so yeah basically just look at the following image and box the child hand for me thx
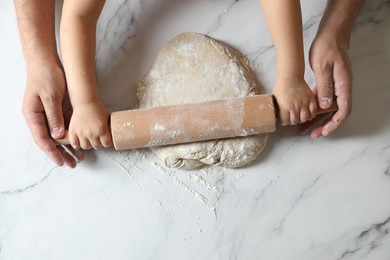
[273,77,317,126]
[69,101,112,150]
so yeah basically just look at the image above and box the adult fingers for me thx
[322,59,353,136]
[23,110,65,166]
[309,116,333,138]
[67,146,85,161]
[57,145,78,168]
[321,97,351,137]
[321,112,344,136]
[299,113,330,136]
[58,145,85,168]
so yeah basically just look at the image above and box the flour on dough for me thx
[137,32,268,170]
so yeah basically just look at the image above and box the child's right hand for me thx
[273,77,318,126]
[68,101,112,150]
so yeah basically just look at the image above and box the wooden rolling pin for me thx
[56,94,337,150]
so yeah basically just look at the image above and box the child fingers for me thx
[79,138,92,150]
[298,101,318,124]
[69,134,80,150]
[300,109,310,123]
[309,101,318,120]
[279,110,290,126]
[290,110,299,125]
[88,133,112,150]
[100,133,113,148]
[89,138,103,150]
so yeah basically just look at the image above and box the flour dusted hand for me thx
[138,32,268,170]
[273,77,317,126]
[69,101,112,150]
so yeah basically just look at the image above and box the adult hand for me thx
[22,61,84,167]
[304,32,353,138]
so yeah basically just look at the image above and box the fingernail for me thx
[51,127,64,138]
[311,133,319,139]
[50,154,64,166]
[320,98,331,107]
[69,161,77,169]
[322,125,329,136]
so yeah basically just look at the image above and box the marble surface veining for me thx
[1,0,390,259]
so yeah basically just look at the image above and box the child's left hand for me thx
[68,101,112,150]
[273,77,318,126]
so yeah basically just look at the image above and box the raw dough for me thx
[137,32,268,170]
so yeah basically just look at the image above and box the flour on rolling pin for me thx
[111,95,274,150]
[147,97,247,146]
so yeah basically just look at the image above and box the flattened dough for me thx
[137,32,268,170]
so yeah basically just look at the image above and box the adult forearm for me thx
[260,0,305,79]
[318,0,365,45]
[13,0,59,68]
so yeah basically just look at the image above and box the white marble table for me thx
[1,0,389,259]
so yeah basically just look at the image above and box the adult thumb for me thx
[314,68,334,109]
[44,99,65,139]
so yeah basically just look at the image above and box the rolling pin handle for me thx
[54,131,71,146]
[316,101,339,115]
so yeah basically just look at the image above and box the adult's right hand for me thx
[22,61,84,167]
[305,32,353,138]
